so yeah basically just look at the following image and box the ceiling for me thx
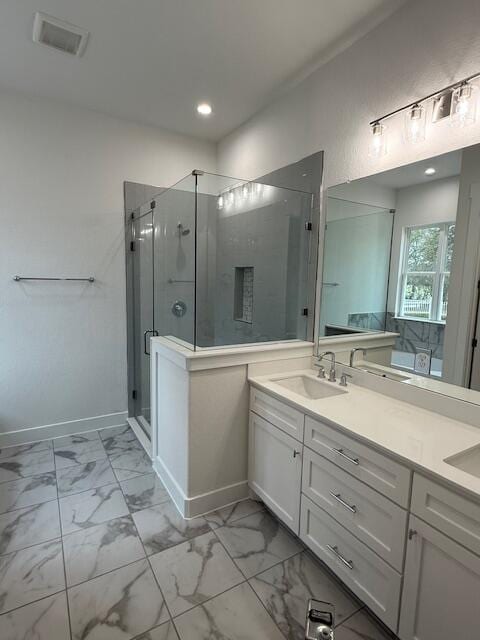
[368,150,463,189]
[0,0,403,141]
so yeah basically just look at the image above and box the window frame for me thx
[398,221,455,323]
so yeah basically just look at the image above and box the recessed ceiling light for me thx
[197,103,212,116]
[424,167,436,175]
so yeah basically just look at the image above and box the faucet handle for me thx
[339,373,352,387]
[328,366,336,383]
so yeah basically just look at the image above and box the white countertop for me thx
[249,369,480,502]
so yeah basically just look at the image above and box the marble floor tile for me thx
[53,431,100,449]
[250,551,362,639]
[174,582,284,640]
[54,440,107,470]
[68,558,169,640]
[59,482,129,535]
[100,425,139,452]
[63,514,145,586]
[56,458,116,497]
[0,501,61,555]
[99,424,136,441]
[204,498,265,529]
[120,473,170,512]
[135,621,179,640]
[150,530,243,617]
[132,501,211,555]
[0,472,57,514]
[109,448,153,482]
[0,449,55,484]
[214,510,303,578]
[0,539,65,614]
[0,591,70,640]
[0,440,52,459]
[335,609,395,640]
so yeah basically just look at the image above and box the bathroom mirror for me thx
[319,143,480,405]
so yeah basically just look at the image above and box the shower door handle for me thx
[143,329,158,356]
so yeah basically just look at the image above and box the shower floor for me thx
[0,425,395,640]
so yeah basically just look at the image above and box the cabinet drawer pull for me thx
[293,449,301,458]
[408,529,418,540]
[329,491,357,514]
[326,544,354,570]
[332,447,359,466]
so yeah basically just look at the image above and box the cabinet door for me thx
[248,411,302,534]
[399,515,480,640]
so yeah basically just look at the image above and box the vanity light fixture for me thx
[217,195,224,210]
[405,103,426,143]
[451,82,476,128]
[369,71,480,156]
[369,122,387,158]
[197,102,212,116]
[424,167,436,175]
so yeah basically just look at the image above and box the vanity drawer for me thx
[411,473,480,556]
[300,494,401,632]
[302,448,407,570]
[304,416,411,507]
[250,387,304,442]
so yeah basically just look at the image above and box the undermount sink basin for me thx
[273,375,347,400]
[444,445,480,479]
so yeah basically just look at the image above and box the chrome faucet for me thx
[318,351,336,382]
[349,347,367,368]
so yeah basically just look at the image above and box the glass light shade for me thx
[369,122,387,158]
[405,104,426,143]
[451,83,476,128]
[217,195,224,210]
[242,184,249,199]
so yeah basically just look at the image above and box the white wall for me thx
[387,176,460,311]
[0,89,216,436]
[218,0,480,189]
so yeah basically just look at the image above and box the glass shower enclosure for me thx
[319,196,394,337]
[125,170,315,439]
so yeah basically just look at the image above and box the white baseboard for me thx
[0,411,128,448]
[184,480,250,519]
[152,455,187,516]
[153,454,249,519]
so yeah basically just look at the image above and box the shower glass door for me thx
[131,207,155,436]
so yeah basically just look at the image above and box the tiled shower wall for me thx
[386,313,445,358]
[347,311,445,358]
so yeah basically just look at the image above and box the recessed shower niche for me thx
[234,266,254,323]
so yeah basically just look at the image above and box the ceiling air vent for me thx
[32,12,89,57]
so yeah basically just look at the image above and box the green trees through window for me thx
[399,222,455,321]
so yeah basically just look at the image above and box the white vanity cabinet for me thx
[248,409,303,533]
[399,473,480,640]
[399,514,480,640]
[248,385,480,638]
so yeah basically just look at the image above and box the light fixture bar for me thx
[369,70,480,125]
